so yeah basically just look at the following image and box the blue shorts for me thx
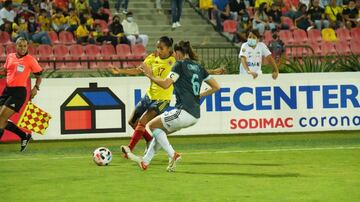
[130,94,170,125]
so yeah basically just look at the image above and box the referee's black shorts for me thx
[0,87,27,112]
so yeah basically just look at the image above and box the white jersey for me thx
[239,42,272,75]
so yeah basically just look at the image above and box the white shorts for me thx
[160,108,199,133]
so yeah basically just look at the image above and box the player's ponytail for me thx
[174,40,198,61]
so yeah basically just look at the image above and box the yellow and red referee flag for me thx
[17,101,52,135]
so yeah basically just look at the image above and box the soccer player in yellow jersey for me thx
[113,36,176,156]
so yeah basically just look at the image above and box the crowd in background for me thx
[203,0,360,42]
[0,0,148,47]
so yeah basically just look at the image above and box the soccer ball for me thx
[93,147,112,166]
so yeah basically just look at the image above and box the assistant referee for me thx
[0,37,43,151]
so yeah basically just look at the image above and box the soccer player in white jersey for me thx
[239,30,279,79]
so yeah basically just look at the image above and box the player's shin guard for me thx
[5,121,26,139]
[153,128,175,159]
[142,130,153,142]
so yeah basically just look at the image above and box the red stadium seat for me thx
[129,44,146,67]
[278,30,294,45]
[334,41,351,55]
[223,20,237,33]
[350,27,360,40]
[350,41,360,54]
[59,31,75,45]
[246,7,254,19]
[53,45,69,69]
[0,31,12,45]
[292,29,308,44]
[5,44,16,54]
[68,44,84,69]
[99,44,116,68]
[37,44,53,69]
[282,17,295,30]
[320,41,336,56]
[48,31,59,44]
[85,44,101,68]
[336,28,351,42]
[309,42,321,56]
[307,29,322,43]
[116,44,131,68]
[27,43,37,55]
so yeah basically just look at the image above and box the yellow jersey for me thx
[144,53,176,101]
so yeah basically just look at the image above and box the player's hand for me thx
[272,71,279,80]
[30,88,38,99]
[248,71,258,79]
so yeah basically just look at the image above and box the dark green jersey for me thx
[169,59,210,118]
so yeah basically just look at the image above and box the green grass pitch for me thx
[1,131,360,202]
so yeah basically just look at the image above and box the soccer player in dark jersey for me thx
[123,40,220,171]
[0,37,42,151]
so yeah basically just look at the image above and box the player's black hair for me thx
[159,36,173,48]
[174,40,198,61]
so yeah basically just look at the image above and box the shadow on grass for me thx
[176,171,301,178]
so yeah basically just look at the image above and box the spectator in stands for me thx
[75,0,91,15]
[54,0,70,12]
[75,16,95,44]
[171,0,183,28]
[254,0,272,8]
[83,12,95,31]
[17,1,36,20]
[356,0,360,10]
[0,1,16,31]
[156,0,162,14]
[66,8,80,33]
[92,23,118,46]
[12,16,30,41]
[89,0,109,22]
[122,12,148,47]
[320,0,331,8]
[115,0,129,14]
[267,2,289,30]
[51,9,69,33]
[28,14,52,45]
[40,0,52,13]
[234,12,252,43]
[37,9,50,31]
[308,0,330,29]
[109,15,130,45]
[284,0,300,20]
[213,0,231,31]
[325,0,344,29]
[343,0,360,29]
[253,2,275,35]
[229,0,247,20]
[295,4,314,31]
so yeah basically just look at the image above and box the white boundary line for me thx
[0,146,360,161]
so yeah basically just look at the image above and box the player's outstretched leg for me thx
[122,146,148,170]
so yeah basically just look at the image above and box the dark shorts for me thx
[130,94,170,124]
[0,87,27,112]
